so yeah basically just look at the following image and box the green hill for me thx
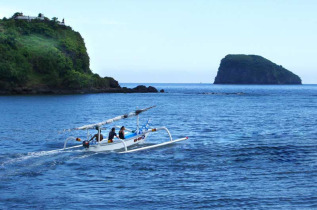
[0,13,120,93]
[214,54,302,84]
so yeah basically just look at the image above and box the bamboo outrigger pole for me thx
[63,106,156,132]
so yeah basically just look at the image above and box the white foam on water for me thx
[0,148,82,167]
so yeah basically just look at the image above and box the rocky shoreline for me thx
[0,85,164,95]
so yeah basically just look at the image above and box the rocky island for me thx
[214,54,302,84]
[0,13,158,94]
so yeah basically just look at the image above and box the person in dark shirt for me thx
[108,127,118,143]
[119,126,125,139]
[89,130,103,142]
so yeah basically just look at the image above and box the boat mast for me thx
[136,115,139,133]
[97,126,101,144]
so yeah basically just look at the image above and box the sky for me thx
[1,0,317,83]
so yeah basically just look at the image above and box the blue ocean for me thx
[0,84,316,209]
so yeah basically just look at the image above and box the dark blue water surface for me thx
[0,84,317,209]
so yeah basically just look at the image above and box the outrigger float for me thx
[63,106,188,153]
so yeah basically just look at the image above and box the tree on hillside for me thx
[11,12,23,19]
[52,17,58,22]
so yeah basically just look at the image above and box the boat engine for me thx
[83,140,89,148]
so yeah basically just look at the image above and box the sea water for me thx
[0,84,316,209]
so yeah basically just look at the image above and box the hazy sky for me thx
[1,0,317,83]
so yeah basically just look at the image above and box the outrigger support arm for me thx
[64,137,76,149]
[144,127,173,141]
[118,139,128,152]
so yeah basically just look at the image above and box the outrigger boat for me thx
[63,106,188,153]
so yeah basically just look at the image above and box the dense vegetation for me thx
[0,13,119,92]
[214,54,302,84]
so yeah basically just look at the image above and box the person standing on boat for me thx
[108,127,119,143]
[89,130,104,142]
[119,126,125,139]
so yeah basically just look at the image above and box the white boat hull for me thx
[87,133,148,152]
[59,107,189,153]
[63,125,188,153]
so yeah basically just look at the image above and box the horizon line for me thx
[119,82,316,85]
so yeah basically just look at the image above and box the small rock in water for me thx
[132,85,158,93]
[147,86,158,92]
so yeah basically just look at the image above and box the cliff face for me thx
[0,13,120,93]
[214,55,302,84]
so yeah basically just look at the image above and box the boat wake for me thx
[0,148,91,178]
